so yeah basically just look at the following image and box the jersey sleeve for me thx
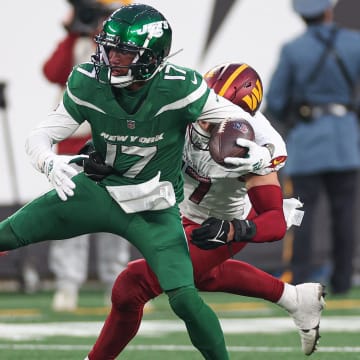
[62,65,90,125]
[157,64,210,123]
[197,89,249,123]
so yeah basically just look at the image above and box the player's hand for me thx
[83,151,114,181]
[224,139,272,173]
[42,154,88,201]
[191,217,230,250]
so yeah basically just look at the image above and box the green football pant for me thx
[168,286,229,359]
[0,173,229,358]
[0,173,192,291]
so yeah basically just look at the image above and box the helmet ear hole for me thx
[92,3,172,87]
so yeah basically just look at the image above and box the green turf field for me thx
[0,286,359,359]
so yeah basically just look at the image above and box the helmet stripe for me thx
[218,63,249,97]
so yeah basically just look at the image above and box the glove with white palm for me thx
[41,154,88,201]
[224,139,273,174]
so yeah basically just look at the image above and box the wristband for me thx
[231,219,256,242]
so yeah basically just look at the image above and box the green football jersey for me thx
[63,62,210,202]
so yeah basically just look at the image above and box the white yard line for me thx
[0,344,359,353]
[0,316,359,340]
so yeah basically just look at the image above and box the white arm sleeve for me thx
[25,102,81,172]
[197,89,251,123]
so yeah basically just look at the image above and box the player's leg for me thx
[87,214,269,359]
[125,207,229,360]
[0,174,116,250]
[196,259,283,300]
[196,259,325,355]
[88,259,162,359]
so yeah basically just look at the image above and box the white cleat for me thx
[289,283,326,356]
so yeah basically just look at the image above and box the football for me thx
[209,118,255,167]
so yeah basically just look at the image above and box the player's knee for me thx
[167,286,202,321]
[111,259,159,310]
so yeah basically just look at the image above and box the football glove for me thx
[191,217,230,250]
[224,139,273,173]
[83,151,114,181]
[41,154,88,201]
[191,217,257,250]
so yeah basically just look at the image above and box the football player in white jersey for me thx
[85,63,325,360]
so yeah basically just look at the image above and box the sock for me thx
[276,282,298,313]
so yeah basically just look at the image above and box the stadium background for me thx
[0,0,359,285]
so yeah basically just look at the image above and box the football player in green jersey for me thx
[0,4,282,359]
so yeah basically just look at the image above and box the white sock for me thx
[276,283,298,313]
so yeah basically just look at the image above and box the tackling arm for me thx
[244,172,286,242]
[191,172,286,249]
[199,92,287,174]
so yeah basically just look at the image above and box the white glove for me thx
[224,138,272,173]
[41,154,88,201]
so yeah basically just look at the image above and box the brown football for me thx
[209,118,255,167]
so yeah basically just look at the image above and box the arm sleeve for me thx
[25,101,80,172]
[246,184,287,242]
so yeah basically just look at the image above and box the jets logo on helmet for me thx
[92,4,172,88]
[136,21,170,37]
[204,63,263,115]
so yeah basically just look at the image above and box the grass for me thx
[0,286,359,359]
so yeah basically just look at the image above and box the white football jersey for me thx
[179,113,287,224]
[180,129,250,224]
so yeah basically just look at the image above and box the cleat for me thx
[289,283,326,355]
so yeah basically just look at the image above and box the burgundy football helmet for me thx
[204,62,263,115]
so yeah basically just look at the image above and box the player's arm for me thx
[199,91,287,174]
[223,111,287,174]
[191,172,287,250]
[25,102,87,201]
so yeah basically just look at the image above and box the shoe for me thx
[52,289,78,312]
[289,283,326,356]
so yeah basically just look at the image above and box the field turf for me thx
[0,286,359,359]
